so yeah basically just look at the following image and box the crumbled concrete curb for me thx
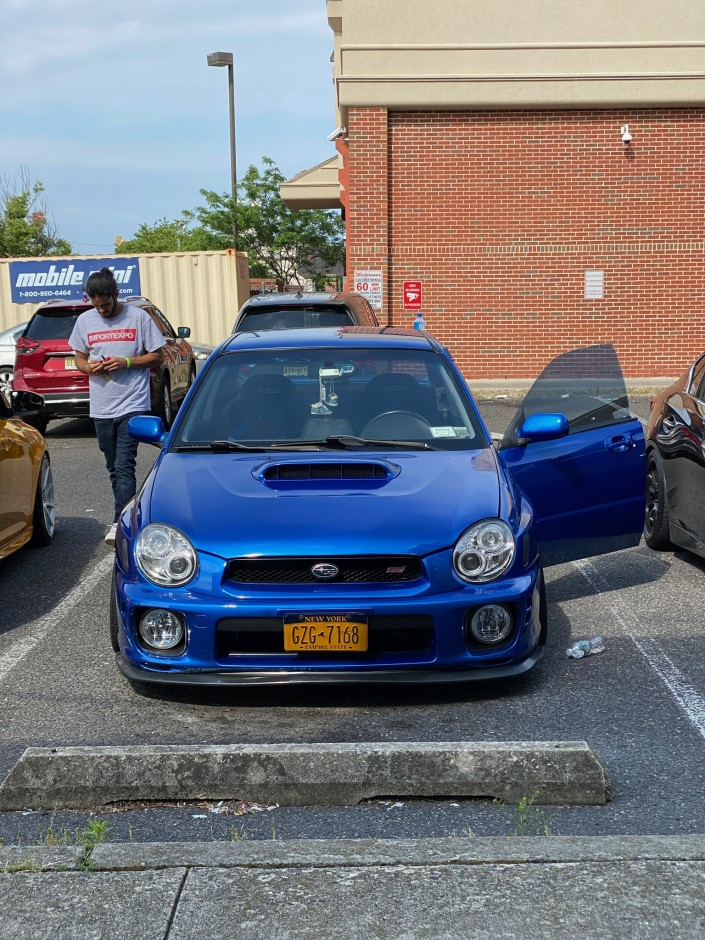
[90,834,705,872]
[0,741,610,811]
[3,835,704,875]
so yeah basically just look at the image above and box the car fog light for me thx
[469,604,513,644]
[139,609,185,650]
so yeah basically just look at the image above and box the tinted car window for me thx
[174,346,483,450]
[148,307,176,339]
[237,307,355,331]
[26,310,80,340]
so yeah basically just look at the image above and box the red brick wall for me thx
[345,107,705,379]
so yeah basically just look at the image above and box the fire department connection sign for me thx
[403,280,423,310]
[354,269,382,309]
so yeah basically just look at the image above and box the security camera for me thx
[327,126,346,141]
[621,124,632,144]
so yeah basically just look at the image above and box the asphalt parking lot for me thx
[2,396,705,846]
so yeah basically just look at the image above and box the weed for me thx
[270,822,277,841]
[36,826,75,847]
[230,825,250,841]
[3,859,43,874]
[79,819,111,849]
[493,791,555,837]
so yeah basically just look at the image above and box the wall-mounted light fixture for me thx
[620,124,632,145]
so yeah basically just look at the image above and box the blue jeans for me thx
[94,412,142,523]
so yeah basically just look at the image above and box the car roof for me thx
[33,294,151,315]
[240,292,359,309]
[219,325,441,354]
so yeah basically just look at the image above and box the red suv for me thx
[13,296,196,433]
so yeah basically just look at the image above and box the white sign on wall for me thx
[584,270,605,300]
[354,269,383,309]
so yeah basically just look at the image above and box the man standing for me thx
[69,267,166,545]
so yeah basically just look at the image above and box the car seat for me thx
[231,374,303,440]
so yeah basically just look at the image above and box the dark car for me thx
[232,291,379,333]
[645,355,705,557]
[13,296,196,433]
[110,332,645,688]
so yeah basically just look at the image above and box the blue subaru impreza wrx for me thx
[111,327,644,686]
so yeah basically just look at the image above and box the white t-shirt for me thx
[69,304,167,419]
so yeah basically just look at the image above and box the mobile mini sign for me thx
[9,257,141,304]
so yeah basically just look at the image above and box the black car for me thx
[13,295,196,432]
[645,356,705,557]
[232,291,379,333]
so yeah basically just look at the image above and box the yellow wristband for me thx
[125,357,131,369]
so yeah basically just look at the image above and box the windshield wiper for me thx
[174,436,435,453]
[174,441,274,452]
[317,434,433,451]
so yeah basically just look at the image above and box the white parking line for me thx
[573,558,705,741]
[0,555,113,684]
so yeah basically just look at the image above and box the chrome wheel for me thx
[0,366,12,398]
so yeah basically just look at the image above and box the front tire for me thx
[30,454,56,546]
[644,449,673,550]
[157,374,173,429]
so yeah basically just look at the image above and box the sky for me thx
[1,0,336,254]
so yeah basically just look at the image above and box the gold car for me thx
[0,390,55,560]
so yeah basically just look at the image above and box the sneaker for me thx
[104,523,118,546]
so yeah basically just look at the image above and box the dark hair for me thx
[84,267,118,298]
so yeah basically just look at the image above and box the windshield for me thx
[173,346,485,451]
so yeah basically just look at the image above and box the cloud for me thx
[0,1,337,250]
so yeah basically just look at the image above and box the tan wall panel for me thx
[0,250,249,347]
[341,0,705,45]
[335,0,705,108]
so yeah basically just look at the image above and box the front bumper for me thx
[113,556,545,686]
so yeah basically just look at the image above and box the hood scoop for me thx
[257,459,400,486]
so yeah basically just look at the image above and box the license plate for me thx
[283,614,368,652]
[284,365,308,377]
[64,356,76,370]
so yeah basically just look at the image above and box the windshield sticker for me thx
[430,426,470,438]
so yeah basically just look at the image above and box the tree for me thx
[0,169,72,257]
[115,212,226,254]
[197,156,345,284]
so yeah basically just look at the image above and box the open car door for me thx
[497,344,645,566]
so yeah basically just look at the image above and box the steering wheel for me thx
[360,410,432,438]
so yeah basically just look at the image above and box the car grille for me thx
[216,615,434,657]
[226,556,423,584]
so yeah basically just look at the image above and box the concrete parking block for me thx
[0,741,610,810]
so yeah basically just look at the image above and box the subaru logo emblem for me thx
[311,563,339,580]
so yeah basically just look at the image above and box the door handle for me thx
[605,433,637,453]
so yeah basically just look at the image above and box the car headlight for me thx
[135,523,198,586]
[453,519,515,583]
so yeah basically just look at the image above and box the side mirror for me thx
[11,390,45,418]
[517,412,569,442]
[178,326,191,339]
[128,415,167,447]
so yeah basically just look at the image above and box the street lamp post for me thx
[207,51,238,250]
